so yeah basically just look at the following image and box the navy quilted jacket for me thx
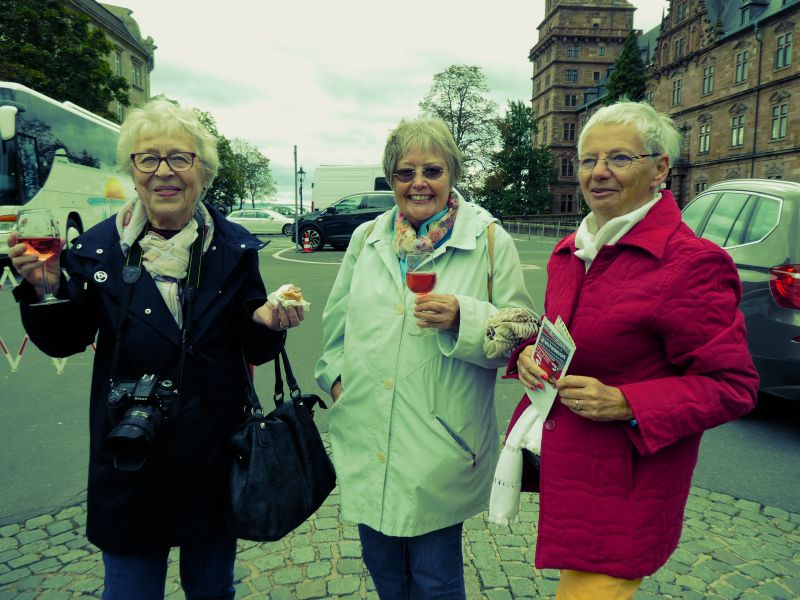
[506,192,758,578]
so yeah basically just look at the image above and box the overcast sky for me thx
[117,0,669,203]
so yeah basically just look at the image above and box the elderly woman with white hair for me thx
[7,98,302,599]
[316,116,534,599]
[502,100,758,599]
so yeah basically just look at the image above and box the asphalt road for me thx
[1,233,798,527]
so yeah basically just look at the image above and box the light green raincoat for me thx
[315,202,534,536]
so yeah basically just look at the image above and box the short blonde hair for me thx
[383,117,462,189]
[578,100,682,164]
[117,98,220,187]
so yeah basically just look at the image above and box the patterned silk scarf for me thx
[116,199,214,326]
[391,194,459,257]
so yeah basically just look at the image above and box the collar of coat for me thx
[554,189,681,261]
[365,201,498,255]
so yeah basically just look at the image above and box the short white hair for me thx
[578,100,682,164]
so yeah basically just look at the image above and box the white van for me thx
[310,165,390,211]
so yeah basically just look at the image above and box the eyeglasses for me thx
[572,153,662,173]
[392,166,446,183]
[131,152,197,173]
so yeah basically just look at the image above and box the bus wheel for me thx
[65,217,82,249]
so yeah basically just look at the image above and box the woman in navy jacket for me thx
[7,99,302,599]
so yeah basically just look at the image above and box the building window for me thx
[677,2,688,20]
[730,115,745,147]
[560,157,574,177]
[563,122,576,141]
[672,79,682,105]
[566,69,578,82]
[735,50,749,83]
[598,46,606,56]
[645,90,654,104]
[771,103,788,140]
[564,94,577,107]
[543,124,548,142]
[593,71,601,82]
[695,182,707,194]
[114,49,122,76]
[535,80,541,93]
[544,97,550,110]
[546,73,551,85]
[741,7,750,25]
[702,64,714,95]
[560,194,574,212]
[568,45,580,57]
[132,60,143,88]
[775,32,793,69]
[674,38,686,59]
[698,123,711,153]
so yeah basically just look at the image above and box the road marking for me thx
[272,247,342,265]
[521,264,542,270]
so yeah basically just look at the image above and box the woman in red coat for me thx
[505,101,758,599]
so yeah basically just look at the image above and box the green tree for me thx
[479,101,554,216]
[0,0,130,121]
[419,65,499,196]
[193,109,245,214]
[604,31,647,105]
[230,139,277,207]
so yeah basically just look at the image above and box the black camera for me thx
[104,374,180,471]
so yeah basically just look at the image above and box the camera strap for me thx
[108,215,206,388]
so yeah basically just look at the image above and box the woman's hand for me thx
[556,376,633,422]
[516,345,548,391]
[6,231,63,299]
[414,293,460,331]
[331,379,342,404]
[252,301,304,331]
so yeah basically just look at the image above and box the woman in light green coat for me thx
[315,117,534,600]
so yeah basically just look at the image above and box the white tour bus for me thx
[0,82,135,263]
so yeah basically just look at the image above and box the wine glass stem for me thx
[40,262,54,300]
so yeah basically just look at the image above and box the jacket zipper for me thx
[435,417,477,466]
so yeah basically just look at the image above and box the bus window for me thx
[17,134,40,203]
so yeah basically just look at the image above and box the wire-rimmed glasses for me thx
[131,152,197,173]
[572,153,662,173]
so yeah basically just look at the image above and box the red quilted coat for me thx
[505,192,758,579]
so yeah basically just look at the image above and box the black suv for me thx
[294,191,395,251]
[681,179,800,403]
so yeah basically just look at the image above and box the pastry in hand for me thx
[269,284,310,310]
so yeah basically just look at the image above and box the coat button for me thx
[544,420,555,431]
[240,243,246,248]
[211,245,217,251]
[95,248,103,254]
[144,308,152,315]
[395,304,404,315]
[76,243,83,249]
[383,378,394,390]
[378,452,386,463]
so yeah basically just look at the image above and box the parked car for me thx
[293,191,396,250]
[227,208,293,236]
[681,179,800,402]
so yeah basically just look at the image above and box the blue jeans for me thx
[358,522,466,600]
[101,528,237,600]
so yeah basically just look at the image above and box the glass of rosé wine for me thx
[15,208,67,306]
[405,251,437,336]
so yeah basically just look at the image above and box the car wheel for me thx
[282,223,292,236]
[65,216,82,250]
[299,226,323,251]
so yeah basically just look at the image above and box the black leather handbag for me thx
[224,345,336,541]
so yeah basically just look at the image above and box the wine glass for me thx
[405,251,437,336]
[15,208,67,306]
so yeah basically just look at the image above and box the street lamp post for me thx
[298,166,306,213]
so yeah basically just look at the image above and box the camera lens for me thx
[104,406,160,471]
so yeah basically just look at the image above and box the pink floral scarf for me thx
[392,194,459,257]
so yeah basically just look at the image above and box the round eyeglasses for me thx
[392,166,446,183]
[131,152,197,173]
[572,153,661,173]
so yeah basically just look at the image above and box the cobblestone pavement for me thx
[2,486,799,600]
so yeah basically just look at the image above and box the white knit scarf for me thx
[116,199,214,326]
